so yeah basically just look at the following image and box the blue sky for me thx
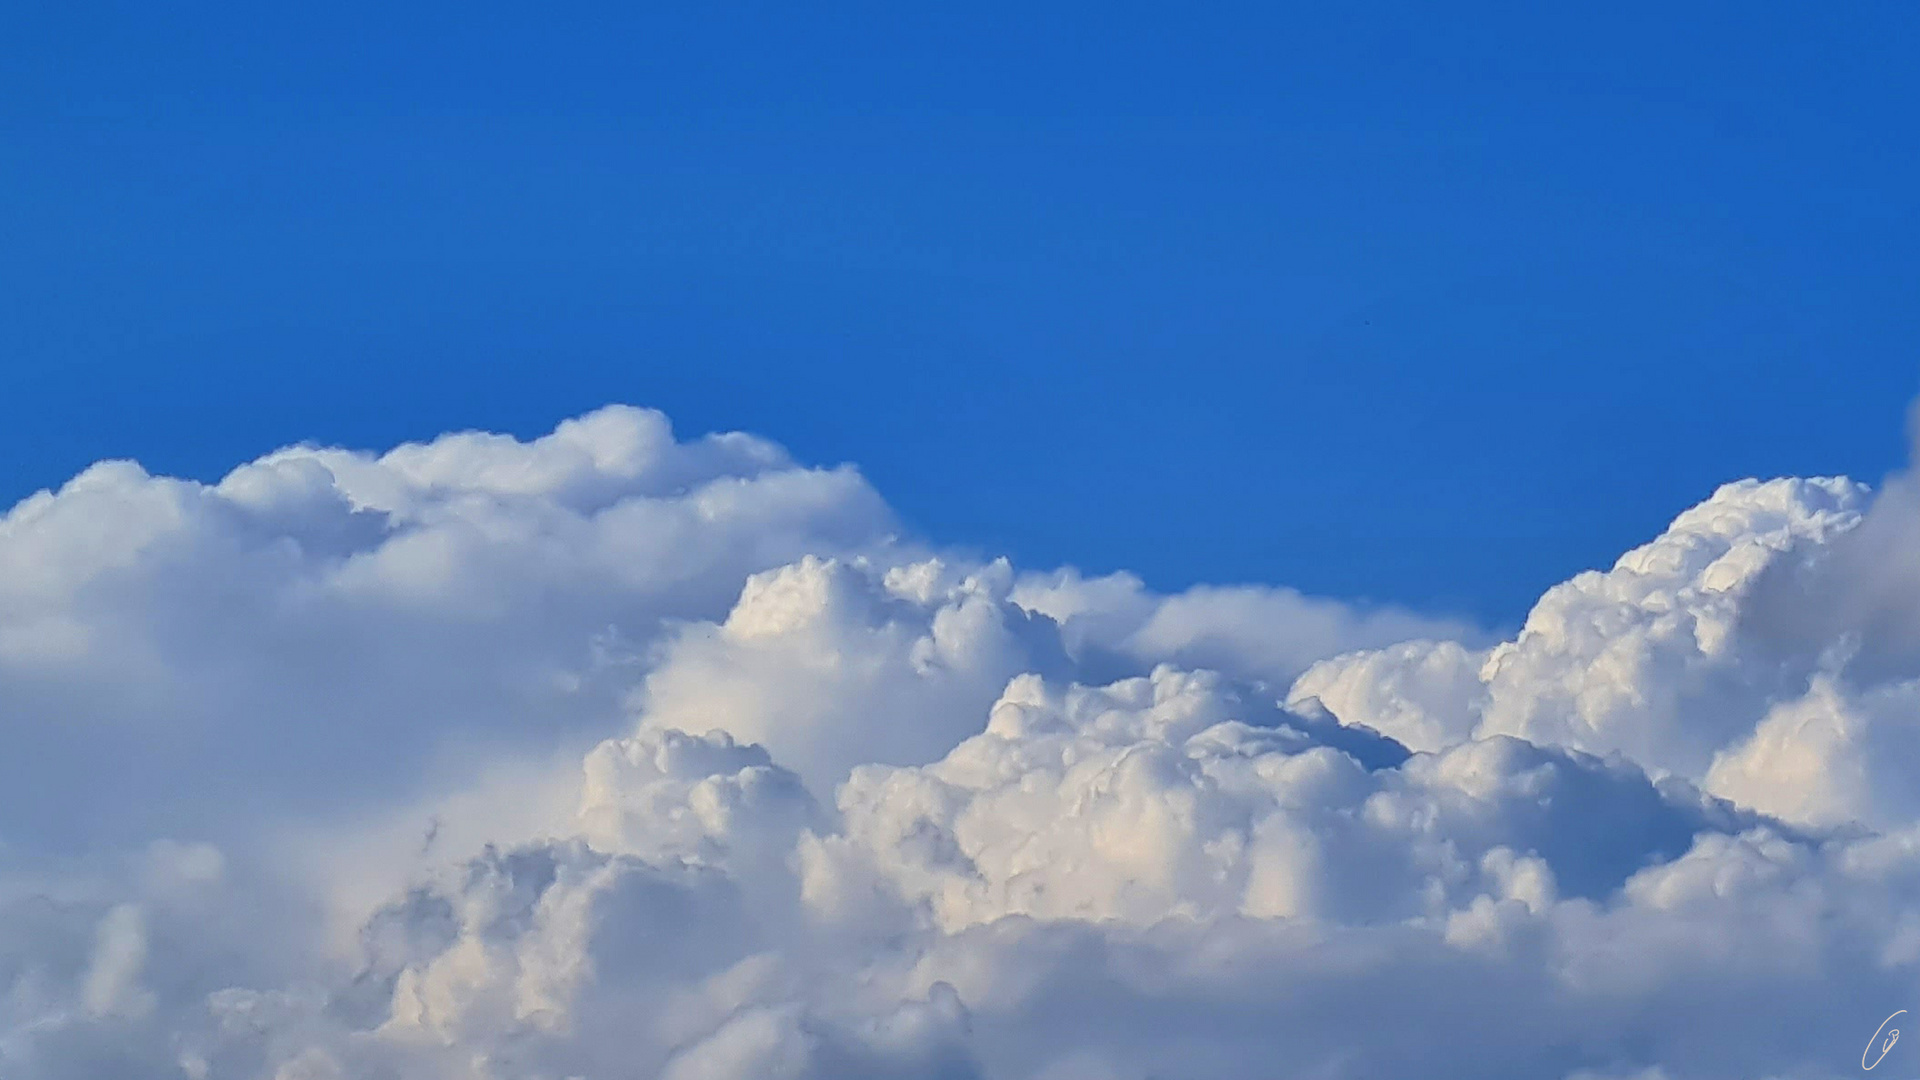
[5,2,1917,622]
[11,11,1920,1076]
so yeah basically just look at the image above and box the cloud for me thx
[0,406,894,849]
[1,404,1919,1078]
[1012,570,1484,690]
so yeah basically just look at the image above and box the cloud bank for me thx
[1,404,1917,1078]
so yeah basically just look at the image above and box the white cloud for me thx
[2,404,1919,1078]
[1289,476,1917,810]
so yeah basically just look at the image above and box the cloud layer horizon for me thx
[3,404,1919,1079]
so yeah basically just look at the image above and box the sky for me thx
[11,8,1920,1080]
[6,2,1919,623]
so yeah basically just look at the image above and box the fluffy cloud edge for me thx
[1,405,1917,1079]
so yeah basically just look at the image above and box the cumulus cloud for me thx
[1290,471,1920,837]
[2,403,1919,1078]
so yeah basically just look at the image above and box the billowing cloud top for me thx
[1,405,1916,1079]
